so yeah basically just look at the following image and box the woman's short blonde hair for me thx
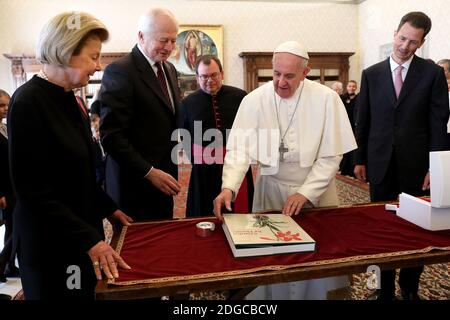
[36,12,109,67]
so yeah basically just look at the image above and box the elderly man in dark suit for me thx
[354,12,449,300]
[100,8,181,221]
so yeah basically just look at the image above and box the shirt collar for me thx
[137,43,158,68]
[390,54,414,73]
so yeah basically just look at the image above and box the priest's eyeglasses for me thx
[198,73,220,81]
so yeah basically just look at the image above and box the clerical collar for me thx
[204,86,223,97]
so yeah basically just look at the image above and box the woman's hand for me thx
[88,240,131,280]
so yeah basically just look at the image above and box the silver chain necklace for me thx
[274,81,304,161]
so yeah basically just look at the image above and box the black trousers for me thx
[18,253,96,300]
[369,153,425,298]
[0,217,14,274]
[0,200,15,274]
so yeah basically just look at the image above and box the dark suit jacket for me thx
[0,132,14,221]
[355,56,449,188]
[8,76,117,297]
[0,133,11,198]
[100,45,181,221]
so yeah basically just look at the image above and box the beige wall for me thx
[2,0,448,95]
[0,0,359,94]
[359,0,450,71]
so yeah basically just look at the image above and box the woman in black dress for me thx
[8,12,133,299]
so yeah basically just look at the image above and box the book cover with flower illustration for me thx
[222,213,316,257]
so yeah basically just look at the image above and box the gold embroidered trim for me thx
[108,204,446,286]
[110,236,450,285]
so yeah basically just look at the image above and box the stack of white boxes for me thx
[397,151,450,231]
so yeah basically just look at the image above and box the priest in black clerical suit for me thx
[180,55,253,217]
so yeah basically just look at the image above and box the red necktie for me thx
[155,62,173,112]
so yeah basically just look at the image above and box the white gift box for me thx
[396,151,450,231]
[429,151,450,208]
[397,193,450,231]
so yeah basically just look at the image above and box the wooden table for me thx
[95,204,450,300]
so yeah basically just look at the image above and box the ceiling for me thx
[194,0,366,4]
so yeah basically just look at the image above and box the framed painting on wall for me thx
[379,42,393,61]
[169,24,224,98]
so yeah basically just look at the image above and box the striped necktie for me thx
[0,123,7,138]
[155,62,173,112]
[76,96,89,119]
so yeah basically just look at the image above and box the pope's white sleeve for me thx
[296,155,342,206]
[220,93,257,199]
[221,128,252,198]
[221,159,250,199]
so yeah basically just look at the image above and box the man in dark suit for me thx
[437,59,450,149]
[354,12,449,300]
[100,8,181,221]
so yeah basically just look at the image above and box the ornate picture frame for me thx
[169,24,224,98]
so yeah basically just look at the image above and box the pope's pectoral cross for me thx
[279,141,288,161]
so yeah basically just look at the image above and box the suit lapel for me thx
[378,58,397,107]
[131,46,174,114]
[163,62,180,115]
[396,55,421,106]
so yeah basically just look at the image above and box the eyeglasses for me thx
[198,73,220,81]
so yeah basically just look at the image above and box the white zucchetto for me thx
[273,41,309,60]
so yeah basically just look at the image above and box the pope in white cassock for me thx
[213,41,357,300]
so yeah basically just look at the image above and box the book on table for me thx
[222,213,316,258]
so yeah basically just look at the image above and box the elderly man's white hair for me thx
[137,7,178,36]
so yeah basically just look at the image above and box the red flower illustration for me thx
[276,231,301,241]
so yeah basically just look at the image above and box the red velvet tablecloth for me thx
[110,204,450,285]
